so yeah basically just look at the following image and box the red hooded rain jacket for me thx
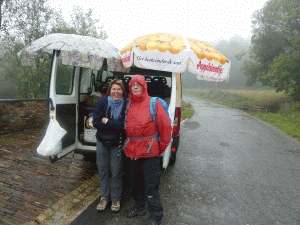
[124,75,172,159]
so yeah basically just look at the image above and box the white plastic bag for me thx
[37,119,67,156]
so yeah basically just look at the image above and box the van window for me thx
[56,64,74,95]
[80,68,93,93]
[123,74,171,99]
[101,70,113,82]
[95,70,114,95]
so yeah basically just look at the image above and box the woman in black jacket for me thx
[93,79,126,212]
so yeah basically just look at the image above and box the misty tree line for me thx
[244,0,300,100]
[183,36,251,90]
[0,0,107,98]
[0,0,300,100]
[185,0,300,101]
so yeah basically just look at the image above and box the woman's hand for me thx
[101,117,109,124]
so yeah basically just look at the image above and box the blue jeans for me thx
[96,141,123,201]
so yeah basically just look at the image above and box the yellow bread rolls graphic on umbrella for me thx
[146,40,159,51]
[124,33,187,54]
[188,38,228,64]
[158,42,171,52]
[120,33,230,82]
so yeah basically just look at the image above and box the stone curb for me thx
[24,175,99,225]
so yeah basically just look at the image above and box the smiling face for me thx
[131,82,143,96]
[110,84,124,100]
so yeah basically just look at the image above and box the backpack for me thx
[149,97,170,122]
[125,97,170,123]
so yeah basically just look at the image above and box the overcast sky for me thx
[49,0,268,48]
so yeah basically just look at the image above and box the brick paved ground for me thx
[0,129,97,225]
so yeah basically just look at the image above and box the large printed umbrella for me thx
[19,33,126,72]
[120,33,230,81]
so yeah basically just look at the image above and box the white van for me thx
[21,33,182,168]
[48,62,182,168]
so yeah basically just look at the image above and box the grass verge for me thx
[253,110,300,140]
[186,88,300,141]
[182,100,194,121]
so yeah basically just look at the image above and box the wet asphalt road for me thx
[71,98,300,225]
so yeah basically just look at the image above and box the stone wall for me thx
[0,100,49,135]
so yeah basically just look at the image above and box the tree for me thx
[52,7,108,39]
[268,37,300,99]
[0,2,109,98]
[1,0,53,42]
[217,36,250,88]
[244,0,300,99]
[0,0,54,98]
[0,0,3,30]
[0,0,15,38]
[182,36,251,89]
[0,38,50,98]
[71,7,107,39]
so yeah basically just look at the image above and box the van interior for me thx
[78,65,172,147]
[49,54,179,167]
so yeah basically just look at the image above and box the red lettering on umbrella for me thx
[197,61,223,74]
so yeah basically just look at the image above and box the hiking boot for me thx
[96,197,108,211]
[111,200,121,212]
[127,206,146,218]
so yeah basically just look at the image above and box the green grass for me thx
[186,89,289,112]
[186,88,300,141]
[253,110,300,140]
[182,101,194,120]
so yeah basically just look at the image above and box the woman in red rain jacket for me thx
[124,74,171,225]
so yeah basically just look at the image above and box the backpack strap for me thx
[124,99,131,129]
[150,97,158,121]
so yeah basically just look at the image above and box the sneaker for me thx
[127,206,146,218]
[111,200,121,212]
[96,197,108,211]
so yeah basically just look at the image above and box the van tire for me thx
[169,151,176,166]
[169,136,180,166]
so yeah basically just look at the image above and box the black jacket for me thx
[93,96,126,147]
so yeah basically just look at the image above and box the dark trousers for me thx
[130,157,163,223]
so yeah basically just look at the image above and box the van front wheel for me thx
[169,151,177,166]
[169,136,180,166]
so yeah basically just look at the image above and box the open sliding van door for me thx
[47,50,79,162]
